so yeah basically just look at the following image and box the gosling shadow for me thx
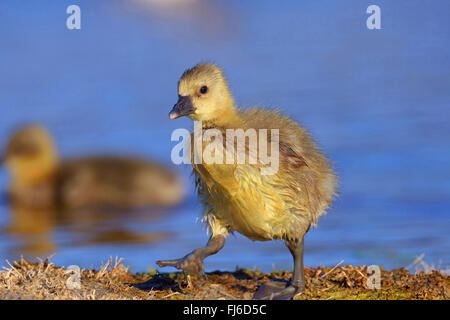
[129,273,181,292]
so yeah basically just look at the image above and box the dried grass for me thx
[0,256,448,300]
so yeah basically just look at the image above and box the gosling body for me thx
[193,108,335,242]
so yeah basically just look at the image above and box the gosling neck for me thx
[202,102,242,129]
[10,152,59,189]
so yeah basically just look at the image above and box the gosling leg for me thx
[254,237,305,300]
[287,238,305,292]
[156,235,226,279]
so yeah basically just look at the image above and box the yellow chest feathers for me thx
[192,148,308,241]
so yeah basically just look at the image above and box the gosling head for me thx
[169,63,236,123]
[2,125,59,186]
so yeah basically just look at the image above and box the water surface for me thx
[0,0,448,273]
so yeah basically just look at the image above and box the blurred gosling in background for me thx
[1,125,184,209]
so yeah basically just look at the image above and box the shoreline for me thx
[0,257,448,300]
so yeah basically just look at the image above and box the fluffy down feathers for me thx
[176,63,337,242]
[193,108,336,242]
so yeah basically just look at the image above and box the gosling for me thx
[156,63,337,299]
[1,125,184,209]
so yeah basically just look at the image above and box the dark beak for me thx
[169,95,194,119]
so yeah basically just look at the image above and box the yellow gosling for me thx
[2,125,184,209]
[157,63,337,300]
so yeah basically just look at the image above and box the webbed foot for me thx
[156,251,206,279]
[253,281,304,300]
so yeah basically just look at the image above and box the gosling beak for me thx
[169,95,194,119]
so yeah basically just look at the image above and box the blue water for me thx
[0,0,448,273]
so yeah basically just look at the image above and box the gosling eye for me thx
[200,86,208,94]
